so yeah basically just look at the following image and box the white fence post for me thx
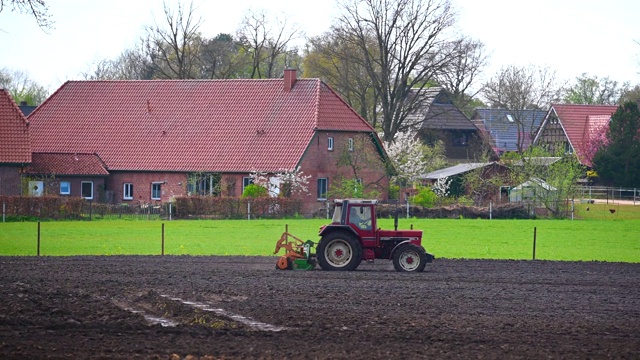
[406,199,409,219]
[571,199,574,220]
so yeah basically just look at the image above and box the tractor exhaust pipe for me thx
[394,209,399,231]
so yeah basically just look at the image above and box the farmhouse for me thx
[406,87,495,163]
[0,88,31,196]
[533,104,618,167]
[25,70,390,214]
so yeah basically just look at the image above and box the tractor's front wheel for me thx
[317,232,362,271]
[393,244,428,272]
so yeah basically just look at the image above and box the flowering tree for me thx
[385,131,447,185]
[579,122,609,167]
[248,167,310,197]
[385,131,428,184]
[431,177,451,198]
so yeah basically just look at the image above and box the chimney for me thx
[284,68,297,92]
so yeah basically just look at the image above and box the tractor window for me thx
[349,206,372,231]
[332,205,342,223]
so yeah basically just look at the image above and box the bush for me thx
[173,196,302,219]
[411,187,437,208]
[242,184,268,198]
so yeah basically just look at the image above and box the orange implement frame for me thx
[274,232,310,270]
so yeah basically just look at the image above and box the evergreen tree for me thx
[592,102,640,187]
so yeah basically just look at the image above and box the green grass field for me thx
[1,214,638,262]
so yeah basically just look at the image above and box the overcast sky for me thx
[1,0,639,94]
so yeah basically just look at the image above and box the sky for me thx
[1,0,639,95]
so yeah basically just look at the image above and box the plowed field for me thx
[0,256,638,359]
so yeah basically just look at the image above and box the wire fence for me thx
[0,196,303,221]
[2,187,638,222]
[577,186,640,205]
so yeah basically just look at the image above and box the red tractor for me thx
[275,199,434,272]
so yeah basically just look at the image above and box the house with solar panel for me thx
[532,104,618,167]
[471,108,546,156]
[24,70,390,214]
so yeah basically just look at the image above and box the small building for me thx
[24,153,109,200]
[421,162,509,199]
[509,178,558,202]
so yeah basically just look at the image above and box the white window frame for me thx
[123,183,133,200]
[317,178,328,200]
[328,137,334,151]
[60,181,71,195]
[242,177,254,193]
[348,138,354,151]
[151,182,162,200]
[81,181,94,200]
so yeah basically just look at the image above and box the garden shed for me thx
[509,178,557,202]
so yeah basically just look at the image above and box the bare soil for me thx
[0,256,638,359]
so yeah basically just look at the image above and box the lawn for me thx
[1,217,638,262]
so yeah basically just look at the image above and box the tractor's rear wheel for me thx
[317,232,362,271]
[393,244,427,272]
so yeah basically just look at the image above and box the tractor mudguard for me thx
[319,225,358,238]
[390,241,435,263]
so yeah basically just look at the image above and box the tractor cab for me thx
[330,199,377,234]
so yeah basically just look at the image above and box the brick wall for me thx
[98,132,389,215]
[106,172,187,204]
[0,166,22,196]
[55,177,106,199]
[296,131,389,215]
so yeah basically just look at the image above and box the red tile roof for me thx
[0,88,31,164]
[26,153,109,176]
[549,104,618,166]
[28,79,375,172]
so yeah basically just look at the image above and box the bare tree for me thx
[434,37,488,113]
[236,9,302,79]
[0,0,53,31]
[482,65,563,153]
[82,47,155,80]
[305,28,380,126]
[143,0,203,79]
[199,33,246,79]
[0,67,48,104]
[336,0,457,142]
[563,73,628,105]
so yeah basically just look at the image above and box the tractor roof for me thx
[333,199,379,205]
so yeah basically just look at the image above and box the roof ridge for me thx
[551,103,618,108]
[32,151,100,156]
[63,78,320,84]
